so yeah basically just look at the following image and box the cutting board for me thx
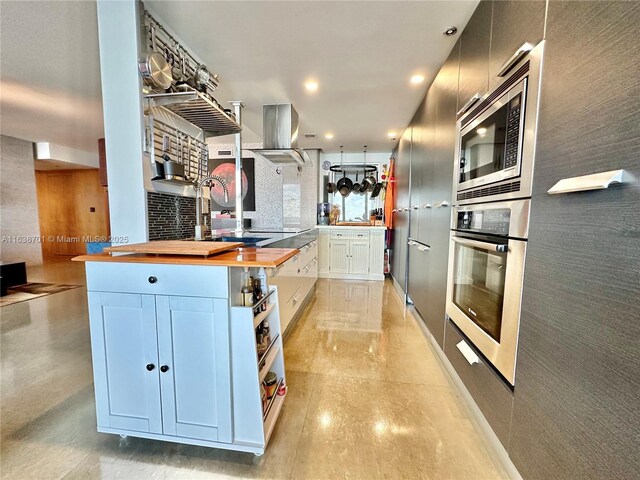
[104,241,244,257]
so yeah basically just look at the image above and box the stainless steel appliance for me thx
[446,199,530,385]
[455,41,544,204]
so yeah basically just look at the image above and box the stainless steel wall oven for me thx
[446,200,530,385]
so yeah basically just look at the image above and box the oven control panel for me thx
[457,208,511,236]
[504,94,522,169]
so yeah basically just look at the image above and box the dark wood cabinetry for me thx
[488,1,546,88]
[444,320,513,446]
[391,128,412,292]
[458,0,492,109]
[508,2,640,479]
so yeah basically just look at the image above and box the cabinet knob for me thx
[146,363,155,371]
[160,365,169,373]
[148,276,158,284]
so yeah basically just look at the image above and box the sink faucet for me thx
[194,175,229,241]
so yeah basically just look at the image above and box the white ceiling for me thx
[0,1,478,154]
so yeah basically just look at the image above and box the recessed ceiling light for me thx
[410,74,425,85]
[444,26,458,36]
[304,80,319,92]
[324,133,334,139]
[476,127,487,135]
[387,131,397,138]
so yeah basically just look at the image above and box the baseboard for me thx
[390,287,521,480]
[391,275,406,302]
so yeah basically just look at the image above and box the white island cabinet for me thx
[317,226,386,281]
[76,247,298,456]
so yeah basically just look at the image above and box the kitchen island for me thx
[73,245,298,455]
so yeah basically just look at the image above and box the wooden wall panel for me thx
[36,169,110,258]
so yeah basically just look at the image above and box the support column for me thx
[96,0,148,244]
[231,101,244,234]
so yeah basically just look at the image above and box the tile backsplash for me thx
[147,191,209,240]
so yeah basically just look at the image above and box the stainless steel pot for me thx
[164,160,185,180]
[139,52,172,90]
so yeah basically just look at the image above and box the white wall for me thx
[96,0,148,244]
[0,135,43,265]
[34,142,99,168]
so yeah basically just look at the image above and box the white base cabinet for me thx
[85,261,286,455]
[268,239,318,333]
[88,292,232,442]
[318,226,386,281]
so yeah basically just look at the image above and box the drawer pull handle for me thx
[146,363,155,371]
[160,365,169,373]
[148,276,158,284]
[456,340,479,366]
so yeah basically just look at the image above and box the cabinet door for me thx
[349,240,370,275]
[509,3,640,479]
[489,0,546,89]
[369,231,385,276]
[329,240,350,274]
[156,296,232,443]
[458,0,492,108]
[87,292,162,434]
[318,231,330,274]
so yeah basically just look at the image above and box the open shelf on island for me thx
[258,334,279,365]
[258,342,281,384]
[264,389,286,444]
[263,378,284,421]
[253,302,275,329]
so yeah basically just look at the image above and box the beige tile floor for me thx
[1,260,510,479]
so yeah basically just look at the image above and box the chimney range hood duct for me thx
[249,104,309,166]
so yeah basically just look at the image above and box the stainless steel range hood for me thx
[249,104,309,166]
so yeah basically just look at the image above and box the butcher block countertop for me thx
[73,247,299,268]
[103,240,244,257]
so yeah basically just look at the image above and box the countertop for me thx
[316,225,387,231]
[72,247,299,268]
[193,228,318,249]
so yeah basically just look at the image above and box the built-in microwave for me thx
[446,199,530,386]
[454,41,544,204]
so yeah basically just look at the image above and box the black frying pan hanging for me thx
[337,172,353,196]
[370,172,383,198]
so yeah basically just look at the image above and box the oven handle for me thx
[452,235,509,253]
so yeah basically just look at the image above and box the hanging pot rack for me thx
[329,164,378,174]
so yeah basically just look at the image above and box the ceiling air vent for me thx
[304,133,317,139]
[217,150,232,156]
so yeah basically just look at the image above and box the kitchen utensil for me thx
[164,159,185,180]
[139,51,172,90]
[164,46,175,67]
[353,173,361,194]
[337,173,353,196]
[326,182,337,193]
[370,182,383,198]
[365,175,377,192]
[151,160,165,180]
[173,46,191,92]
[193,64,210,92]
